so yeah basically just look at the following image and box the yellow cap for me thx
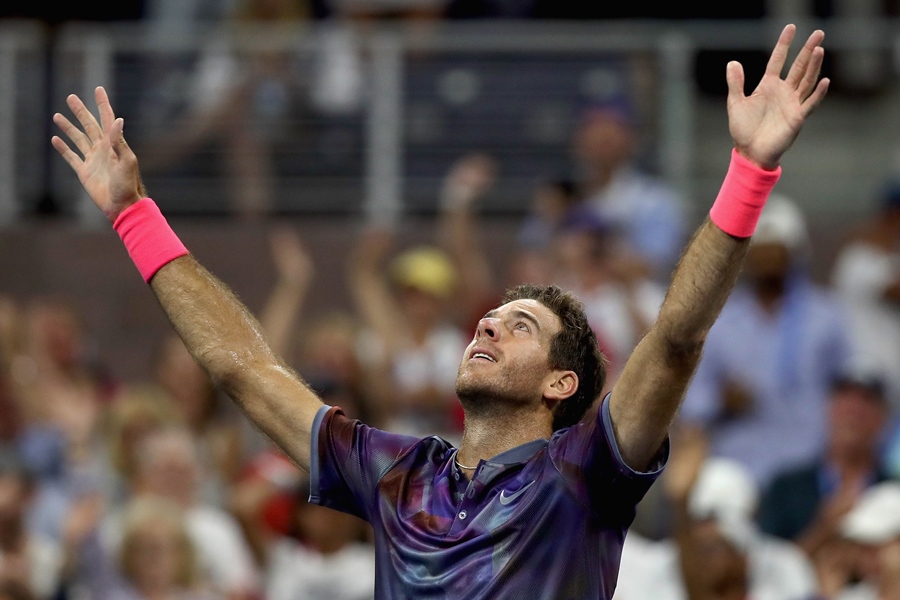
[389,246,458,298]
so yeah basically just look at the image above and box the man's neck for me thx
[455,405,552,471]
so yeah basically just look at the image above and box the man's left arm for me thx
[610,24,829,470]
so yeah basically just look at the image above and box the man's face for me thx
[687,520,748,595]
[829,384,886,450]
[573,113,634,172]
[455,299,563,409]
[745,242,791,282]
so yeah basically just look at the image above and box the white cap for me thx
[841,482,900,545]
[688,458,759,551]
[753,194,810,253]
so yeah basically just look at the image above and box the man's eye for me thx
[516,322,529,332]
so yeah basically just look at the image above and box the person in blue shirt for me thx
[50,24,829,599]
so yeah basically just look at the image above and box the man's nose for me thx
[476,317,500,341]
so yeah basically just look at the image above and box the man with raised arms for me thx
[51,24,828,599]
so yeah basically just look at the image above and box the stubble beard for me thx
[455,362,537,420]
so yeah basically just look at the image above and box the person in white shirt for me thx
[815,482,900,600]
[615,432,819,600]
[100,428,260,599]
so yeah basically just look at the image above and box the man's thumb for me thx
[111,118,129,152]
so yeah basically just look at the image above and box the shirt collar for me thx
[450,438,549,480]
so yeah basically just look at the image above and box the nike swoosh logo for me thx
[498,481,535,505]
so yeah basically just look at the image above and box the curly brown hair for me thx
[501,284,607,430]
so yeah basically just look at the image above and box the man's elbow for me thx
[659,330,707,373]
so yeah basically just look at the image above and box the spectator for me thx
[265,484,374,600]
[232,477,374,600]
[258,225,371,419]
[0,452,62,600]
[679,195,854,486]
[506,176,584,292]
[15,299,114,468]
[616,431,819,600]
[100,384,182,506]
[516,176,583,254]
[63,494,221,599]
[348,229,467,440]
[551,205,665,388]
[758,363,892,561]
[11,300,113,542]
[830,180,900,408]
[816,482,900,599]
[152,335,246,507]
[571,98,686,279]
[100,428,260,599]
[436,153,505,326]
[258,226,316,370]
[137,0,320,218]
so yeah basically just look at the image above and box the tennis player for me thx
[51,24,828,599]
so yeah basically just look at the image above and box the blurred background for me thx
[1,1,900,599]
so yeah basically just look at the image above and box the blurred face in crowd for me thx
[136,432,199,508]
[686,520,748,597]
[554,230,611,278]
[121,517,191,592]
[573,111,635,177]
[456,299,564,411]
[26,301,84,371]
[828,383,887,454]
[301,316,359,383]
[744,242,791,291]
[397,286,447,330]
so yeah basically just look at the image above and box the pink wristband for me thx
[113,198,189,283]
[709,149,782,238]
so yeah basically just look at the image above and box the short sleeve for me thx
[549,394,668,524]
[308,405,423,521]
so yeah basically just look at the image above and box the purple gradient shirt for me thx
[309,395,667,599]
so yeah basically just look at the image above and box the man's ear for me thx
[544,371,578,404]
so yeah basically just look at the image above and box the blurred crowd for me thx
[1,90,900,600]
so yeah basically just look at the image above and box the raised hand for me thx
[662,426,709,504]
[51,86,145,222]
[440,153,497,211]
[269,226,314,287]
[727,24,830,170]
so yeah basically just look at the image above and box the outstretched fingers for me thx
[66,94,103,144]
[764,24,797,77]
[50,135,85,174]
[52,112,92,156]
[797,46,825,100]
[785,30,825,88]
[801,77,830,117]
[725,60,746,103]
[94,86,117,134]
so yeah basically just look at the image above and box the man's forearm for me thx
[656,219,749,351]
[150,255,322,469]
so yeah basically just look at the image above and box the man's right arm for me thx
[51,86,323,472]
[150,254,322,470]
